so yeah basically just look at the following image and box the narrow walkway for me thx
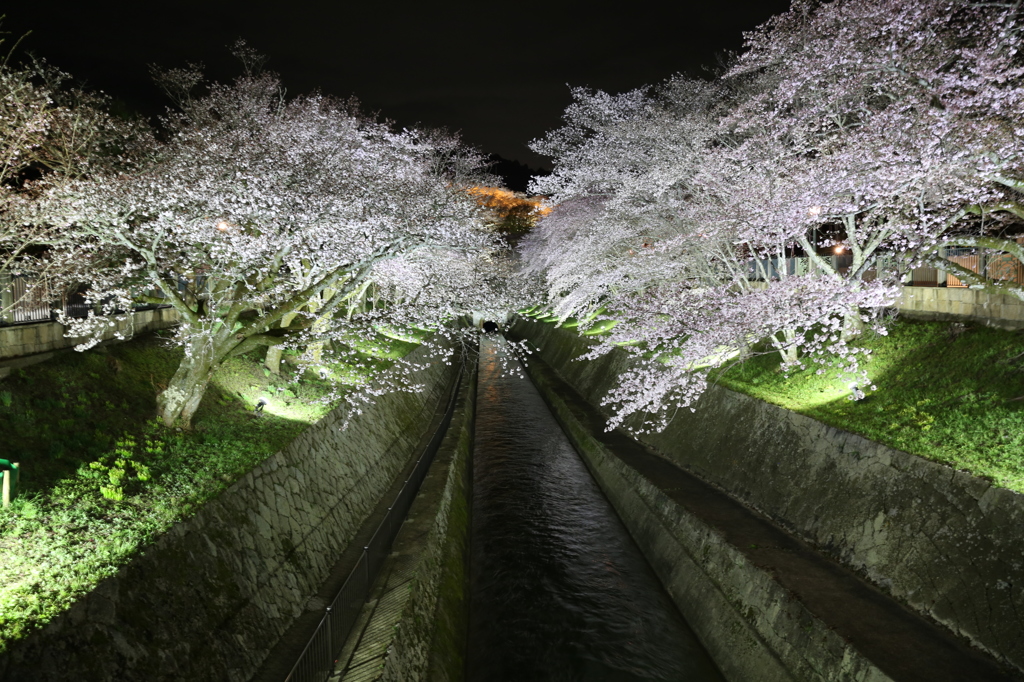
[331,538,421,681]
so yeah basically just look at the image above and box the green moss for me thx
[581,319,618,335]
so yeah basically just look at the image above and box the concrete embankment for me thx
[509,317,1023,681]
[0,338,461,682]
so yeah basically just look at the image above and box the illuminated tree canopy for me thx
[524,0,1024,430]
[15,67,525,427]
[3,2,1024,433]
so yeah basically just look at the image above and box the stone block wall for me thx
[0,307,180,361]
[896,287,1024,329]
[0,338,459,682]
[511,317,1024,676]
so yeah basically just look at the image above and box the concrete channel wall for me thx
[510,317,1024,677]
[0,339,460,682]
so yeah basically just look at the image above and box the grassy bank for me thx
[520,310,1024,493]
[0,326,425,650]
[712,319,1024,492]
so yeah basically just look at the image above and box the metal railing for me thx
[284,360,466,682]
[0,272,172,326]
[745,249,1024,288]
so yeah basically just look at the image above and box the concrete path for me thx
[248,366,462,682]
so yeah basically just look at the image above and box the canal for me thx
[467,337,724,682]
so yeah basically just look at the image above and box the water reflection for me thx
[467,338,724,682]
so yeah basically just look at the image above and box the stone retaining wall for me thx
[897,286,1024,329]
[0,307,180,363]
[511,318,1024,676]
[0,339,459,682]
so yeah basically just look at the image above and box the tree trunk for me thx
[264,312,298,375]
[737,338,752,361]
[841,308,864,342]
[157,339,218,428]
[773,329,800,366]
[306,288,336,373]
[264,346,286,376]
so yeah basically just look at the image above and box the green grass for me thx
[518,307,616,335]
[711,319,1024,492]
[0,326,425,650]
[581,319,618,335]
[521,309,1024,492]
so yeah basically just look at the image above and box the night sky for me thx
[3,1,792,173]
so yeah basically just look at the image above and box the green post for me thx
[0,459,18,507]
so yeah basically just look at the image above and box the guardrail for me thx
[284,359,466,682]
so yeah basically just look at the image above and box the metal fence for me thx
[745,249,1024,288]
[0,272,91,325]
[2,273,54,324]
[747,253,906,283]
[0,272,171,326]
[945,252,1024,288]
[284,361,466,682]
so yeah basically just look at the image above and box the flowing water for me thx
[467,338,724,682]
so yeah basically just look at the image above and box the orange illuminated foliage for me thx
[467,186,551,238]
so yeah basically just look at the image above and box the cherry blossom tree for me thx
[523,0,1024,431]
[727,0,1024,293]
[526,80,740,322]
[1,38,137,278]
[522,84,887,432]
[583,278,896,432]
[27,71,507,427]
